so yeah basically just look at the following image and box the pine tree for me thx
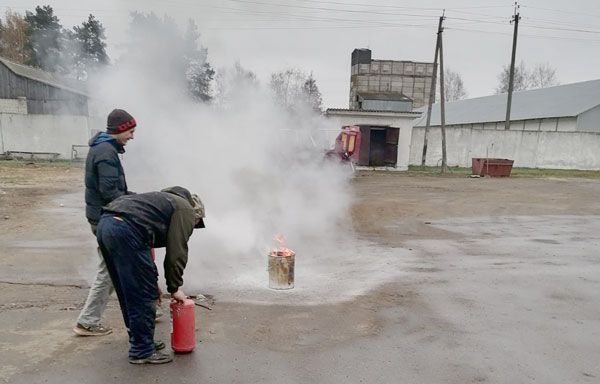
[302,73,323,112]
[183,20,214,102]
[71,14,109,79]
[122,13,214,102]
[24,5,63,71]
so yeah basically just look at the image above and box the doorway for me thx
[369,129,386,166]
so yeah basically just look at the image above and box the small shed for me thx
[0,56,89,115]
[325,108,421,170]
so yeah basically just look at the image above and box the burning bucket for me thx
[268,235,295,290]
[268,253,295,289]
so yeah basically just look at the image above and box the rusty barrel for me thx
[268,253,295,290]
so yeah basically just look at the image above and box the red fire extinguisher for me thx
[170,298,196,353]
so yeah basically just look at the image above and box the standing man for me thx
[73,109,137,336]
[97,186,205,364]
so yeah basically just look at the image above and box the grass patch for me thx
[510,168,600,178]
[406,166,472,177]
[0,159,82,169]
[406,165,600,178]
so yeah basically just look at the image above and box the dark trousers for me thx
[96,214,158,359]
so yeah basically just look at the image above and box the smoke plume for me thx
[87,14,357,303]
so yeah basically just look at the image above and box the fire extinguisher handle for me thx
[171,288,187,303]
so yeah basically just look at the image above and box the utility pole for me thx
[421,13,445,166]
[505,2,520,130]
[438,16,448,174]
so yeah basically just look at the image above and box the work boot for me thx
[73,323,112,336]
[129,351,173,365]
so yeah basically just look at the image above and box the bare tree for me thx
[0,10,32,64]
[443,68,467,102]
[270,68,305,108]
[214,61,258,107]
[495,61,559,94]
[270,68,323,113]
[529,62,559,89]
[495,61,530,94]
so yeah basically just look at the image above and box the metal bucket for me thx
[268,254,295,290]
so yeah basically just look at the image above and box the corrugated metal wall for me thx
[362,99,412,112]
[0,64,88,115]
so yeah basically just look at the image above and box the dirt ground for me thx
[1,161,599,384]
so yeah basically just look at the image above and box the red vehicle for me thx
[326,125,400,168]
[325,125,361,163]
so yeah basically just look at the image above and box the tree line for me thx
[0,6,108,80]
[443,61,559,103]
[0,5,323,111]
[0,6,220,103]
[0,5,559,108]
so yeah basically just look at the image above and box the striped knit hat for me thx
[106,109,137,134]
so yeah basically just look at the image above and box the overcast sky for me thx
[4,0,600,107]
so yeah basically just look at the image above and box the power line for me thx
[445,16,509,26]
[445,27,512,37]
[445,15,600,36]
[0,2,442,29]
[446,26,600,43]
[0,3,437,27]
[445,9,508,21]
[522,16,600,30]
[2,1,600,38]
[296,0,509,12]
[520,23,600,35]
[521,4,600,19]
[204,23,433,31]
[222,0,439,18]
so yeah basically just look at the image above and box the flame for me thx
[270,234,295,257]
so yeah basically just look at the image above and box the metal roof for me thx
[415,79,600,126]
[358,92,412,102]
[0,56,88,96]
[326,108,421,115]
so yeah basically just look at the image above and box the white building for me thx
[411,80,600,170]
[416,79,600,132]
[0,57,103,160]
[325,108,421,171]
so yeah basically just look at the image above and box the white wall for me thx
[411,126,600,170]
[0,113,103,159]
[578,105,600,132]
[0,98,27,114]
[325,111,418,170]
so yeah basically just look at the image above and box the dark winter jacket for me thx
[85,132,130,224]
[102,187,198,293]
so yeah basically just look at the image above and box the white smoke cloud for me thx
[86,16,359,303]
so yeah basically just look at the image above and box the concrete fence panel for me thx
[411,126,600,170]
[0,113,104,159]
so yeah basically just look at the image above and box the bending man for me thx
[96,186,205,364]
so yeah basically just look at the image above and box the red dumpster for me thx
[472,158,514,177]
